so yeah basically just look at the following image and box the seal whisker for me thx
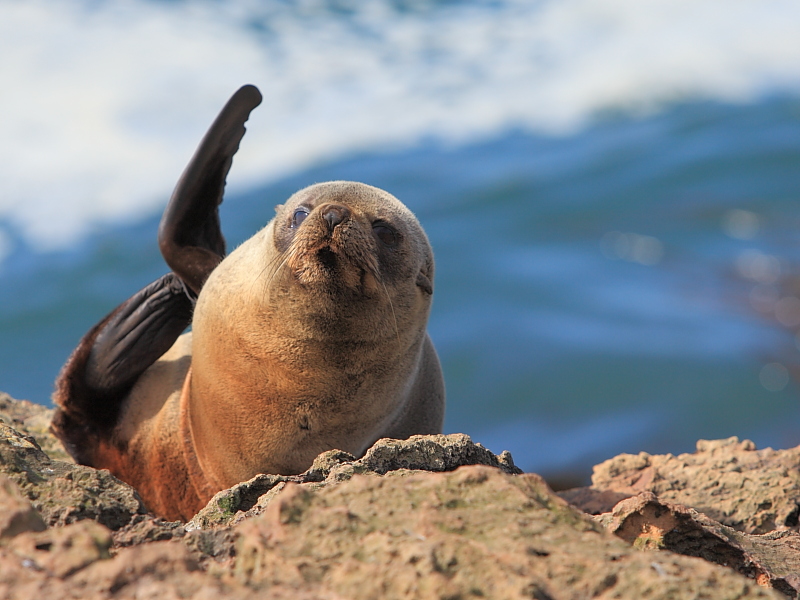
[380,279,400,342]
[263,254,290,298]
[251,247,289,299]
[249,260,273,295]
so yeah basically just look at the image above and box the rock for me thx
[0,392,71,462]
[0,536,258,600]
[69,541,234,599]
[560,436,800,534]
[111,514,186,548]
[355,433,521,475]
[188,473,296,530]
[183,527,238,564]
[189,433,522,530]
[0,475,46,538]
[232,465,779,599]
[4,466,778,600]
[600,491,800,597]
[8,520,112,578]
[0,393,791,598]
[0,418,145,530]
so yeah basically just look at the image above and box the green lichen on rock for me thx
[188,473,294,530]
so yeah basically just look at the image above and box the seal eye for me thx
[373,223,398,247]
[291,208,309,228]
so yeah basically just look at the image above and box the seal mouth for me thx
[297,241,377,295]
[281,209,381,296]
[316,247,337,272]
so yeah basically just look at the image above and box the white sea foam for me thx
[1,0,800,253]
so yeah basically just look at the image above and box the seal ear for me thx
[416,271,433,295]
[159,84,263,295]
[416,252,435,295]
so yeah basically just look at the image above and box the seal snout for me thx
[321,204,351,231]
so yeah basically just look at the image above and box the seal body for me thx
[54,179,444,520]
[188,182,443,491]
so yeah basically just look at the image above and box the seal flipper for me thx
[84,273,194,395]
[52,273,193,463]
[159,84,263,294]
[52,85,263,464]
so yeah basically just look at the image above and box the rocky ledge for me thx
[1,391,798,599]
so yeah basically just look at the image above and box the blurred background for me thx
[1,0,800,486]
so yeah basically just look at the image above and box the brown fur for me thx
[56,182,444,521]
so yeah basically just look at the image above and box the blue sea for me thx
[2,0,800,483]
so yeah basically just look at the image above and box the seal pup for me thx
[51,85,445,521]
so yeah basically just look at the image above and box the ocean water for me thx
[2,0,800,481]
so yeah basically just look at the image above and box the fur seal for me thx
[51,85,445,521]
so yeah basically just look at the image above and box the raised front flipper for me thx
[159,84,263,294]
[52,85,263,465]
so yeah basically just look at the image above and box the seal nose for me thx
[322,204,350,231]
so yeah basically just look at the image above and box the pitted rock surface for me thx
[561,436,800,534]
[599,491,800,597]
[0,419,145,530]
[230,465,778,599]
[189,433,521,529]
[0,392,790,598]
[0,392,71,462]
